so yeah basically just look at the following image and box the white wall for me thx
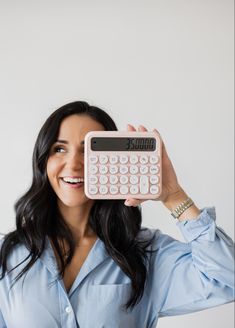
[0,0,234,327]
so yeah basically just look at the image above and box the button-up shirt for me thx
[0,207,234,327]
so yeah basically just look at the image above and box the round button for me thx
[120,175,128,184]
[99,175,108,184]
[99,185,108,194]
[150,175,159,184]
[140,155,148,164]
[109,175,118,184]
[109,165,118,174]
[120,185,129,195]
[150,155,159,164]
[150,185,159,194]
[99,165,108,174]
[119,155,128,164]
[89,186,98,195]
[130,185,139,195]
[130,155,138,164]
[140,165,148,174]
[89,165,98,174]
[99,155,108,164]
[110,185,118,194]
[89,155,98,164]
[130,165,138,174]
[89,175,98,185]
[130,175,139,184]
[150,165,159,174]
[119,165,128,174]
[109,155,118,164]
[65,306,72,314]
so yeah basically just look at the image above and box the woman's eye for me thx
[54,146,65,153]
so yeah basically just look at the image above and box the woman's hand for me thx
[124,124,183,207]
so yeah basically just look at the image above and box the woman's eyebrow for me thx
[55,139,84,145]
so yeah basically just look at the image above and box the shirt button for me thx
[65,306,72,314]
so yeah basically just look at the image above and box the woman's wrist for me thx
[163,187,201,221]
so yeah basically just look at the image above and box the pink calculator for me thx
[84,131,162,200]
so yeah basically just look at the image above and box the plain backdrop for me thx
[0,0,234,327]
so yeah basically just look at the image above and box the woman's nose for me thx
[67,153,84,170]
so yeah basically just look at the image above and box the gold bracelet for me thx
[171,198,194,219]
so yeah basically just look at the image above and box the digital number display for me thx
[91,137,156,151]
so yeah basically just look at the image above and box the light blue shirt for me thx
[0,207,234,328]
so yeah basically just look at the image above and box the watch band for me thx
[171,197,194,219]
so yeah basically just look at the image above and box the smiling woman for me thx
[0,101,234,328]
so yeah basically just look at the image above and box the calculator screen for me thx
[91,137,156,151]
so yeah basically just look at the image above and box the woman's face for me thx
[47,114,104,208]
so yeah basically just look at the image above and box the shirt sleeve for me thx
[155,207,235,317]
[0,310,6,328]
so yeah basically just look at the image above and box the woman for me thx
[0,101,234,328]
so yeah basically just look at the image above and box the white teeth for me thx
[62,177,84,183]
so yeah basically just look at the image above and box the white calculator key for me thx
[99,175,108,185]
[150,165,159,174]
[99,185,108,194]
[119,165,128,174]
[150,185,159,195]
[130,185,139,195]
[130,165,138,174]
[109,155,118,164]
[89,186,98,195]
[140,175,149,194]
[109,175,118,184]
[130,155,138,164]
[110,185,119,195]
[120,175,128,184]
[89,175,98,185]
[119,155,128,164]
[150,155,159,164]
[150,175,159,184]
[89,156,98,164]
[99,155,108,164]
[120,185,129,195]
[140,155,148,165]
[109,165,118,174]
[99,165,108,174]
[89,165,98,174]
[130,175,139,184]
[140,165,148,174]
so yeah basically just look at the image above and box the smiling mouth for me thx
[60,177,84,188]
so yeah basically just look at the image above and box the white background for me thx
[0,0,234,327]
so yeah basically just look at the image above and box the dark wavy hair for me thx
[0,101,155,310]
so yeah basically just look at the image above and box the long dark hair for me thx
[0,101,155,310]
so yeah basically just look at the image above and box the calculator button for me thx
[89,156,98,164]
[140,155,148,165]
[89,175,98,185]
[150,165,159,174]
[120,175,128,184]
[119,155,128,164]
[99,155,108,164]
[99,175,108,184]
[150,155,159,164]
[99,185,108,194]
[130,165,138,174]
[109,155,118,164]
[99,165,108,174]
[130,155,138,164]
[109,175,118,184]
[150,185,159,195]
[150,175,159,184]
[110,185,118,195]
[130,175,139,184]
[89,165,98,174]
[89,186,98,195]
[130,185,139,195]
[140,166,148,174]
[120,165,128,174]
[120,185,129,195]
[140,175,149,194]
[109,165,118,174]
